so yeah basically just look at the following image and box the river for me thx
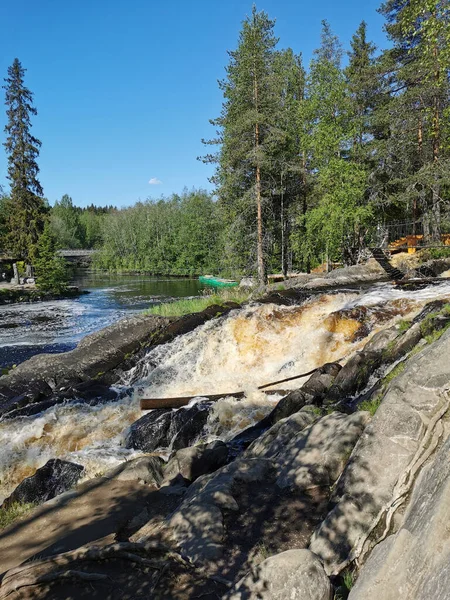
[0,271,204,369]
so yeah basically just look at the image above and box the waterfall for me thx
[1,280,449,502]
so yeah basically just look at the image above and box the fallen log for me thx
[140,389,292,410]
[139,360,348,410]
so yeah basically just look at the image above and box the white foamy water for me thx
[0,280,449,501]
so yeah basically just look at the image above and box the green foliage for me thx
[3,58,47,261]
[34,223,69,293]
[49,196,110,249]
[397,319,411,333]
[359,393,383,416]
[144,288,250,318]
[202,7,305,281]
[96,189,221,275]
[0,501,35,531]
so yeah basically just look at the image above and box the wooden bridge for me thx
[57,249,97,265]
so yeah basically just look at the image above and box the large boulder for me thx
[165,458,275,563]
[0,303,241,418]
[276,411,370,492]
[244,406,320,460]
[348,432,450,600]
[0,314,168,416]
[326,351,382,403]
[225,549,332,600]
[310,328,450,575]
[125,402,211,452]
[3,459,84,507]
[162,440,228,485]
[103,455,164,486]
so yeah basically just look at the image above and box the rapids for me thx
[1,279,450,502]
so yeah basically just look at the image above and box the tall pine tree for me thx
[3,58,46,260]
[378,0,450,239]
[202,6,279,283]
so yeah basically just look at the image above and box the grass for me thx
[359,394,383,416]
[358,362,406,416]
[334,569,355,600]
[397,319,411,333]
[420,303,450,342]
[0,501,35,531]
[383,361,406,385]
[144,288,252,318]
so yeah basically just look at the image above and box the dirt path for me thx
[0,477,160,575]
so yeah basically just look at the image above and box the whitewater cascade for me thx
[1,280,450,502]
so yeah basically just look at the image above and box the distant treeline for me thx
[50,195,113,250]
[48,190,221,275]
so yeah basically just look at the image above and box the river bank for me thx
[0,284,86,306]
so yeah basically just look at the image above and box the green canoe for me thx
[199,275,239,288]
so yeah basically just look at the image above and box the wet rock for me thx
[412,299,448,323]
[172,404,211,451]
[384,322,422,360]
[272,365,342,422]
[276,411,370,492]
[226,549,332,600]
[126,402,211,452]
[0,303,240,418]
[0,314,168,416]
[326,351,382,403]
[162,440,228,485]
[363,327,399,353]
[348,433,450,600]
[3,459,84,507]
[309,328,450,575]
[104,455,164,486]
[229,364,342,452]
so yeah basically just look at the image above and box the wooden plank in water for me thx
[140,389,291,410]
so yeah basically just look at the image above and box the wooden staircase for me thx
[370,247,406,280]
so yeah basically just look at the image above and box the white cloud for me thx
[148,177,162,185]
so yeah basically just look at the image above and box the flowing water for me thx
[0,272,204,368]
[1,279,450,502]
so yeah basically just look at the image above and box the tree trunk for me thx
[301,151,310,273]
[254,71,265,285]
[431,41,441,242]
[280,175,288,278]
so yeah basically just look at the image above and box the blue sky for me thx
[1,0,388,208]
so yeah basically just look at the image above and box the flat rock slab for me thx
[310,328,450,575]
[0,477,159,575]
[349,431,450,600]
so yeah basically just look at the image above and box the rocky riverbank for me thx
[0,285,86,306]
[0,262,450,598]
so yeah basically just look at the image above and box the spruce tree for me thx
[3,58,46,260]
[34,222,68,293]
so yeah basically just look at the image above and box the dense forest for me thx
[1,1,449,283]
